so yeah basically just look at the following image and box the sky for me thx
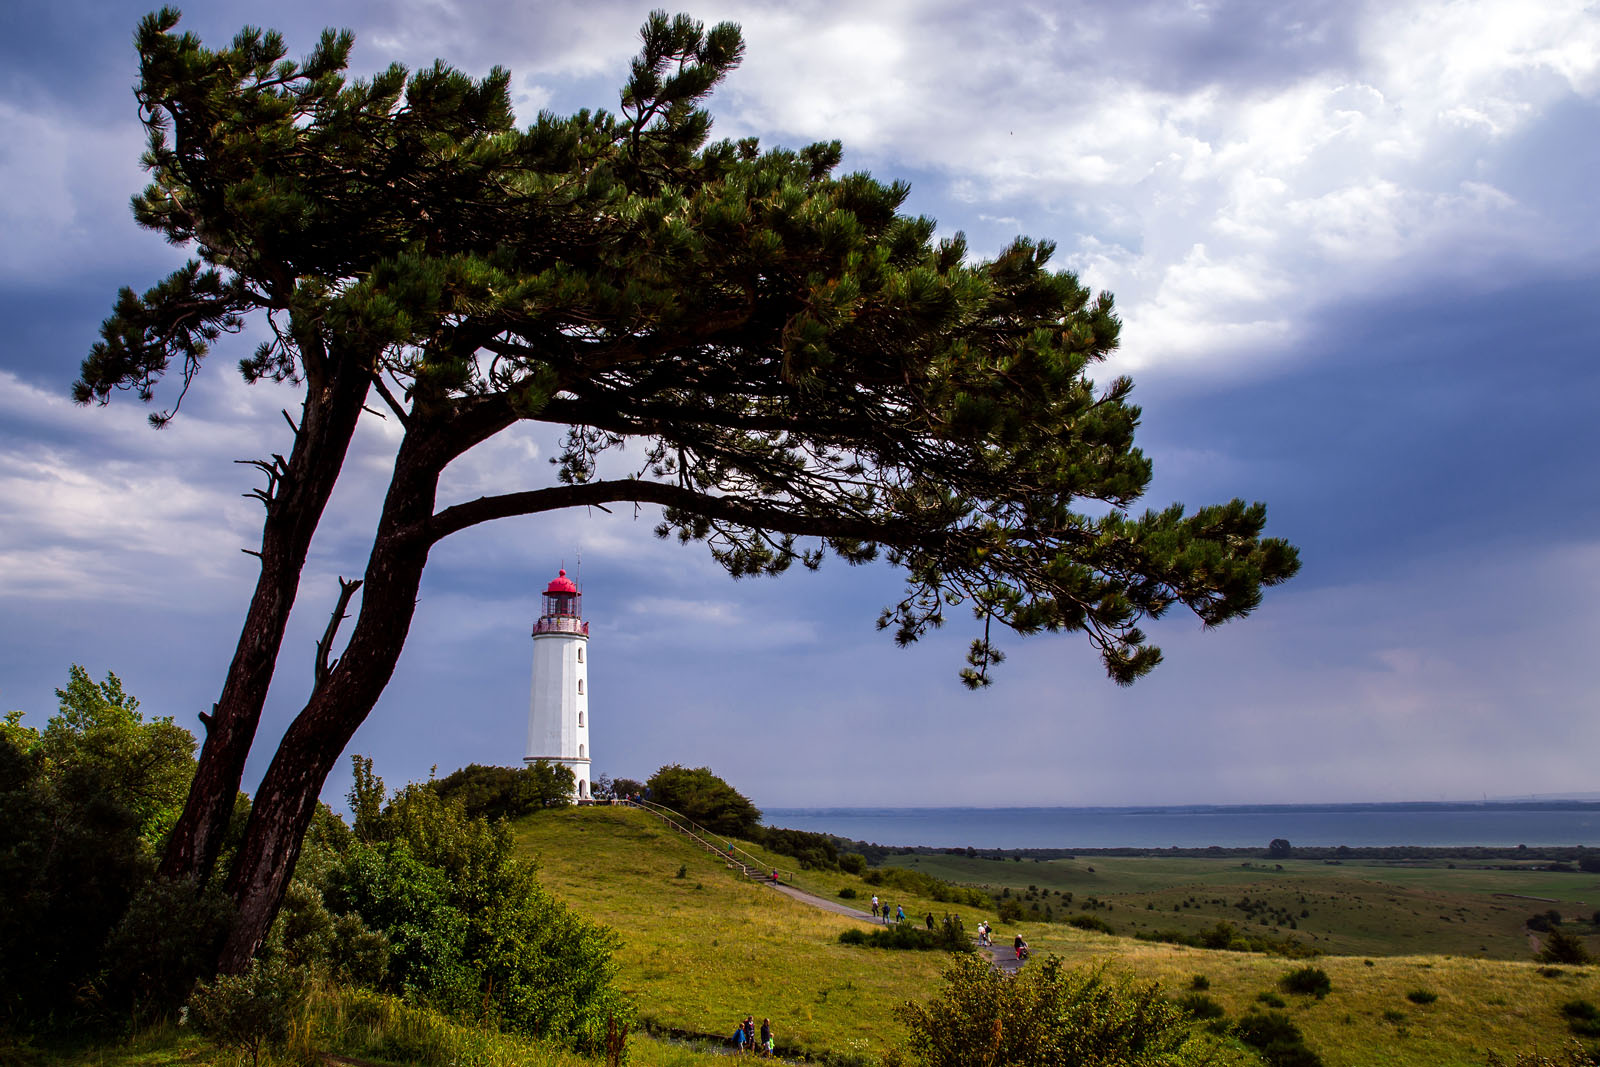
[1,0,1597,815]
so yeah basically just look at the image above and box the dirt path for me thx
[758,881,1021,973]
[763,880,877,920]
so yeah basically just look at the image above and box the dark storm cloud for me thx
[4,0,1598,807]
[1135,274,1600,588]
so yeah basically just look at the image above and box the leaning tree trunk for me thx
[160,358,371,886]
[218,426,448,971]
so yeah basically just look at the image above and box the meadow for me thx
[36,805,1600,1067]
[516,806,1600,1067]
[883,851,1600,960]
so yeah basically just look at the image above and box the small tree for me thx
[1539,928,1594,965]
[187,957,308,1067]
[647,765,761,836]
[1266,838,1292,859]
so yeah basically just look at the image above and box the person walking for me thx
[896,904,906,925]
[759,1017,774,1058]
[871,894,880,921]
[925,912,935,930]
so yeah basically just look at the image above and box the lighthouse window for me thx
[577,679,584,695]
[577,647,584,663]
[577,711,584,727]
[579,744,585,758]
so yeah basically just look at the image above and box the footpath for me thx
[611,799,1022,975]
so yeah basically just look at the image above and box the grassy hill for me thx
[515,805,1600,1067]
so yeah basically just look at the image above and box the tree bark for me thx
[159,359,370,886]
[218,423,447,971]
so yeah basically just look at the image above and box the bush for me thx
[838,915,972,954]
[646,765,760,836]
[1066,914,1116,934]
[1175,993,1225,1020]
[898,956,1206,1067]
[323,769,630,1052]
[1280,965,1332,998]
[866,865,988,907]
[1540,929,1594,965]
[1561,999,1600,1037]
[838,887,858,899]
[1234,1011,1323,1067]
[0,667,199,1027]
[839,853,867,875]
[187,958,309,1067]
[1189,975,1210,991]
[1256,992,1286,1008]
[1406,989,1439,1005]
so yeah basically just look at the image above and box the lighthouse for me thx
[524,568,591,801]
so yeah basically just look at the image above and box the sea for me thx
[760,803,1600,850]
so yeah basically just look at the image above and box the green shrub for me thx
[866,865,988,907]
[187,958,309,1067]
[1234,1011,1323,1067]
[324,770,630,1053]
[1280,965,1332,998]
[1406,989,1439,1005]
[838,887,858,899]
[838,916,973,954]
[839,853,867,875]
[1066,914,1116,935]
[1560,999,1600,1037]
[0,668,199,1026]
[1540,929,1594,965]
[898,956,1206,1067]
[1189,975,1210,991]
[1175,993,1225,1020]
[1256,992,1286,1008]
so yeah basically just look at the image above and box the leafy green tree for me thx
[897,955,1203,1067]
[85,10,1298,970]
[1539,928,1594,965]
[1267,838,1292,859]
[0,667,199,1025]
[431,760,575,820]
[647,764,762,836]
[322,775,628,1050]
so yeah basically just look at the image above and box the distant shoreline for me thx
[762,802,1600,851]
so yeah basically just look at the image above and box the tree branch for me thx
[427,477,922,546]
[313,577,364,690]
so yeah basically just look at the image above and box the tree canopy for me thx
[646,764,762,837]
[81,9,1298,971]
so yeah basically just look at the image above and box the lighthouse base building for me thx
[524,569,591,801]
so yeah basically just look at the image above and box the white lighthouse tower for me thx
[524,568,591,800]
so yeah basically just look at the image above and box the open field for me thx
[517,806,1600,1067]
[885,851,1600,960]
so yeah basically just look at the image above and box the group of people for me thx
[868,895,907,924]
[731,1015,775,1057]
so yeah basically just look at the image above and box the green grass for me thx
[883,851,1600,960]
[36,809,1600,1067]
[516,807,1600,1067]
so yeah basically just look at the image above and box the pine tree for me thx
[82,10,1298,970]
